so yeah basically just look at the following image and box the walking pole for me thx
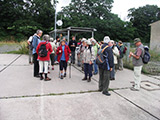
[69,56,71,78]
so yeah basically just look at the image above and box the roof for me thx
[149,20,160,26]
[49,27,97,34]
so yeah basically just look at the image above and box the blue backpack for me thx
[142,46,150,64]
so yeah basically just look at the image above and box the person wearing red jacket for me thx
[57,40,71,79]
[36,34,53,81]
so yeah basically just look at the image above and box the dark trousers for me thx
[50,53,55,66]
[71,51,75,63]
[33,53,39,76]
[60,60,67,71]
[99,68,110,93]
[84,63,93,78]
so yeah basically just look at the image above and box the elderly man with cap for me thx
[98,36,114,96]
[82,39,95,82]
[129,38,144,91]
[36,34,53,81]
[91,38,100,75]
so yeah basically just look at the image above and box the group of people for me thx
[28,29,145,96]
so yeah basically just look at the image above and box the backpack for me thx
[38,43,48,57]
[96,45,108,65]
[123,46,127,54]
[142,46,150,64]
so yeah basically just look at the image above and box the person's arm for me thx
[129,48,142,59]
[107,48,114,71]
[56,47,59,55]
[90,47,95,64]
[49,43,53,53]
[36,44,40,54]
[113,47,120,57]
[32,36,36,48]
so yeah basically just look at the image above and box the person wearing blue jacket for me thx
[32,30,43,77]
[98,36,114,96]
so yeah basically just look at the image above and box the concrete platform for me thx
[0,54,160,120]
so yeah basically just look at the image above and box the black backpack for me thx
[38,43,48,57]
[142,46,150,64]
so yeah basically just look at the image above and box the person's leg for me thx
[119,58,123,70]
[82,63,87,80]
[133,66,142,90]
[88,64,93,82]
[59,61,64,79]
[44,61,51,81]
[98,68,103,91]
[64,61,67,77]
[93,60,98,74]
[110,65,115,80]
[39,61,44,80]
[103,70,110,94]
[29,46,32,63]
[73,51,75,64]
[50,53,55,70]
[33,53,39,77]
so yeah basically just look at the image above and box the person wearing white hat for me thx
[98,36,114,96]
[82,39,95,82]
[79,38,87,70]
[109,40,120,80]
[91,38,100,75]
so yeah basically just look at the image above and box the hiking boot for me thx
[102,91,111,96]
[110,78,115,81]
[87,77,91,82]
[82,77,87,81]
[64,73,66,77]
[98,89,103,92]
[130,87,139,91]
[60,75,63,79]
[40,76,44,80]
[44,77,51,81]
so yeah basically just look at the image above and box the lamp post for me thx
[54,0,57,40]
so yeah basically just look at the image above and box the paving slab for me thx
[0,64,98,98]
[0,92,157,120]
[0,54,20,65]
[115,89,160,119]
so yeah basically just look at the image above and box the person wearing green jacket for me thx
[91,38,100,75]
[118,41,125,70]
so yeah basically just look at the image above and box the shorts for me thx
[59,60,67,71]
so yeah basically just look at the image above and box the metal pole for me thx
[92,31,94,38]
[54,0,57,40]
[68,30,70,44]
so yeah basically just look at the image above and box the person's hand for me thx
[59,50,61,53]
[82,60,84,64]
[70,54,72,56]
[110,68,112,71]
[89,61,92,65]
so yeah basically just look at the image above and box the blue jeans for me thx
[93,60,98,74]
[84,63,93,78]
[110,65,115,79]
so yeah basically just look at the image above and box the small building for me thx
[150,20,160,52]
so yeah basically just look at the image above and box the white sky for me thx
[56,0,160,21]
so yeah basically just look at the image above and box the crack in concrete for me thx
[0,90,100,100]
[0,55,22,73]
[113,91,160,120]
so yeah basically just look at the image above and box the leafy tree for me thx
[128,5,160,43]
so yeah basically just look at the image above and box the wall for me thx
[150,21,160,52]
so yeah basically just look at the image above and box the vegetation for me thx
[0,0,159,43]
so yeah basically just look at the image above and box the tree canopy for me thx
[0,0,159,43]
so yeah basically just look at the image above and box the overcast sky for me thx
[56,0,160,21]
